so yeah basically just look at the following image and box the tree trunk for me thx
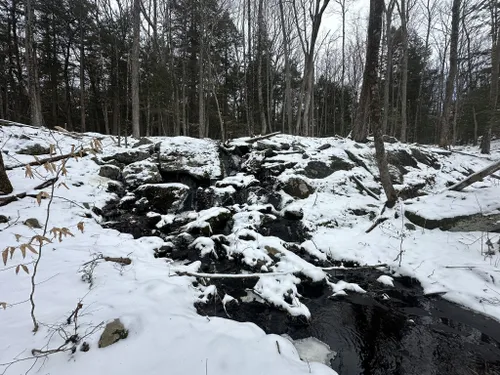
[131,0,141,138]
[382,0,395,136]
[362,0,397,204]
[257,0,267,135]
[440,0,461,148]
[278,0,292,134]
[399,0,409,143]
[25,0,43,126]
[0,151,13,195]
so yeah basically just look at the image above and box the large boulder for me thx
[301,157,354,179]
[18,143,50,155]
[102,149,150,165]
[135,183,190,214]
[98,319,128,348]
[122,160,162,189]
[283,177,315,199]
[99,164,121,181]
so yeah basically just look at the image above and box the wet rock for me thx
[283,207,304,220]
[283,177,315,199]
[99,165,121,181]
[102,149,150,165]
[135,183,190,214]
[18,143,50,155]
[122,160,162,189]
[24,218,41,229]
[98,319,128,348]
[0,215,8,224]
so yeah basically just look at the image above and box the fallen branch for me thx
[322,263,387,271]
[244,131,281,144]
[445,265,500,272]
[0,177,58,207]
[351,176,380,200]
[175,270,291,279]
[103,256,132,265]
[6,149,88,170]
[448,159,500,192]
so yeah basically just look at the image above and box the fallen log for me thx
[449,159,500,192]
[244,131,281,144]
[6,149,88,170]
[0,177,58,207]
[351,176,380,200]
[175,270,290,279]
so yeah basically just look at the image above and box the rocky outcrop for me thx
[122,160,162,189]
[283,176,315,199]
[135,183,190,214]
[99,164,121,181]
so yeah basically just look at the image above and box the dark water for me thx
[197,271,500,375]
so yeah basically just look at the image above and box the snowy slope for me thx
[0,125,334,375]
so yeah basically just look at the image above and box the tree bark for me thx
[131,0,141,138]
[363,0,397,204]
[382,0,396,136]
[278,0,292,134]
[399,0,409,142]
[440,0,461,148]
[25,0,44,126]
[257,0,267,135]
[0,152,13,195]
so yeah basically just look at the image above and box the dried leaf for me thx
[9,246,15,259]
[20,244,26,258]
[25,165,34,179]
[2,248,8,266]
[14,234,22,242]
[50,144,55,156]
[58,182,69,190]
[15,265,20,274]
[27,244,38,254]
[61,227,74,237]
[61,166,68,176]
[36,192,43,206]
[71,145,75,155]
[21,264,29,274]
[31,235,51,245]
[0,302,6,310]
[77,222,85,233]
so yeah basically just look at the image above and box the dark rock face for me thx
[0,215,9,223]
[135,183,190,214]
[283,176,315,199]
[99,165,121,181]
[411,148,441,169]
[122,161,162,188]
[405,209,500,232]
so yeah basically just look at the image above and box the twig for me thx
[6,149,88,170]
[0,177,58,207]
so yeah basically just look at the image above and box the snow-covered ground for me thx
[1,123,500,375]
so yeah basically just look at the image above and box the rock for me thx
[410,148,440,169]
[80,342,90,352]
[24,218,41,229]
[98,319,128,348]
[388,150,419,172]
[301,157,354,179]
[242,152,265,173]
[283,208,304,220]
[405,223,417,231]
[99,165,121,181]
[122,160,162,189]
[382,135,398,143]
[389,165,404,185]
[132,137,153,148]
[317,143,332,151]
[135,183,190,214]
[255,141,281,151]
[405,210,500,233]
[283,177,315,199]
[0,215,8,224]
[106,181,125,196]
[102,149,150,165]
[18,143,50,155]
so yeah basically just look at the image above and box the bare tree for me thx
[278,0,293,134]
[25,0,44,126]
[382,0,396,136]
[440,0,461,148]
[131,0,141,138]
[358,0,397,204]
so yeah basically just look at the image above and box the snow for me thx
[3,123,500,375]
[0,125,335,375]
[377,275,395,287]
[282,335,337,366]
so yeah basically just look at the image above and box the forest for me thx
[0,0,497,150]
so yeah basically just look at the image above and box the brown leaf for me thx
[19,244,26,258]
[58,182,69,190]
[14,234,22,242]
[77,222,85,233]
[25,165,34,179]
[21,264,29,274]
[50,144,55,156]
[27,244,38,254]
[61,167,68,176]
[36,192,43,206]
[15,265,20,274]
[2,249,8,266]
[8,246,15,259]
[61,227,74,237]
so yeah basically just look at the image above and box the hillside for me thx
[1,123,500,375]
